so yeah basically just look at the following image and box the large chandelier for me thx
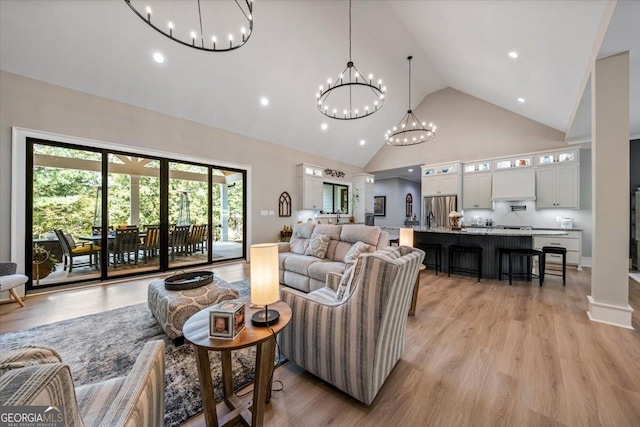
[316,0,385,120]
[124,0,253,52]
[385,56,436,146]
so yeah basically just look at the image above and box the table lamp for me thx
[399,227,414,247]
[250,243,280,327]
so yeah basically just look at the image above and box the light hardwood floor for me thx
[2,264,640,426]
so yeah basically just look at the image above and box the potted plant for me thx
[349,188,361,222]
[32,244,58,279]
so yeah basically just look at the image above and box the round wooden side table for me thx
[183,301,292,427]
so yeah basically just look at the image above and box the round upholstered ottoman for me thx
[148,278,239,345]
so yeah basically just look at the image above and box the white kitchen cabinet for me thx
[534,230,582,270]
[352,173,375,223]
[422,175,459,196]
[463,173,492,209]
[536,164,579,209]
[421,163,461,197]
[492,168,536,201]
[297,164,324,210]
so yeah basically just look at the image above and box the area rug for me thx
[0,279,257,427]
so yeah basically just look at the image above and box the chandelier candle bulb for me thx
[146,6,151,21]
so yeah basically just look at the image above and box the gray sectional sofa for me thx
[277,223,389,292]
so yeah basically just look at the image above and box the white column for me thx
[588,52,634,329]
[130,175,140,226]
[221,184,229,241]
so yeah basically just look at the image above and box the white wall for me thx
[373,178,421,228]
[0,71,364,262]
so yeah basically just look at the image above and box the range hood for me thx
[491,168,536,201]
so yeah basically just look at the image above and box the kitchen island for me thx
[413,227,568,280]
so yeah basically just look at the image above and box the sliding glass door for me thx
[106,154,161,278]
[168,161,210,269]
[27,139,246,290]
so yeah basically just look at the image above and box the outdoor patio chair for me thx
[109,227,140,268]
[170,225,191,258]
[142,226,160,261]
[54,229,100,272]
[188,224,207,254]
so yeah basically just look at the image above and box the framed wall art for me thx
[374,196,386,216]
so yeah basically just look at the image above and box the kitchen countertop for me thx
[413,227,568,237]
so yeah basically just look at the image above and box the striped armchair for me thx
[0,341,165,427]
[279,246,425,405]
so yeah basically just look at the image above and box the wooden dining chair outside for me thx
[54,229,100,272]
[188,224,207,254]
[171,225,191,258]
[109,227,140,267]
[142,226,161,261]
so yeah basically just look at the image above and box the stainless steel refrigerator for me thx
[422,196,457,228]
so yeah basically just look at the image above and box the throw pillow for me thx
[305,234,330,259]
[335,261,356,302]
[343,241,371,264]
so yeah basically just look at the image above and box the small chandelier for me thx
[385,56,436,146]
[316,0,385,120]
[124,0,253,52]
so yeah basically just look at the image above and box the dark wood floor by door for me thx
[2,264,639,426]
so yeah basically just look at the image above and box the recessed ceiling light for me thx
[152,52,165,63]
[260,97,269,106]
[508,51,518,59]
[359,139,366,146]
[408,169,413,172]
[321,123,328,131]
[517,97,525,103]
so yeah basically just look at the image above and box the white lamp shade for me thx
[399,228,414,247]
[250,243,280,306]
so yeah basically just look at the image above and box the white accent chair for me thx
[0,262,28,307]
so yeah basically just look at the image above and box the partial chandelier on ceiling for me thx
[316,0,385,120]
[124,0,253,52]
[386,56,436,146]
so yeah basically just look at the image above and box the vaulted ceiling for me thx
[2,0,633,169]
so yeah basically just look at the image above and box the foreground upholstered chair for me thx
[279,246,425,405]
[0,341,165,427]
[0,262,28,307]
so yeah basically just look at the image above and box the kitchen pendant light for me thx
[124,0,253,52]
[316,0,385,120]
[385,56,436,146]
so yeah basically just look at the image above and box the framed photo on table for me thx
[374,196,386,216]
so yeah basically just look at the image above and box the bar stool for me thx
[498,248,543,286]
[448,245,482,282]
[541,246,567,286]
[416,243,442,275]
